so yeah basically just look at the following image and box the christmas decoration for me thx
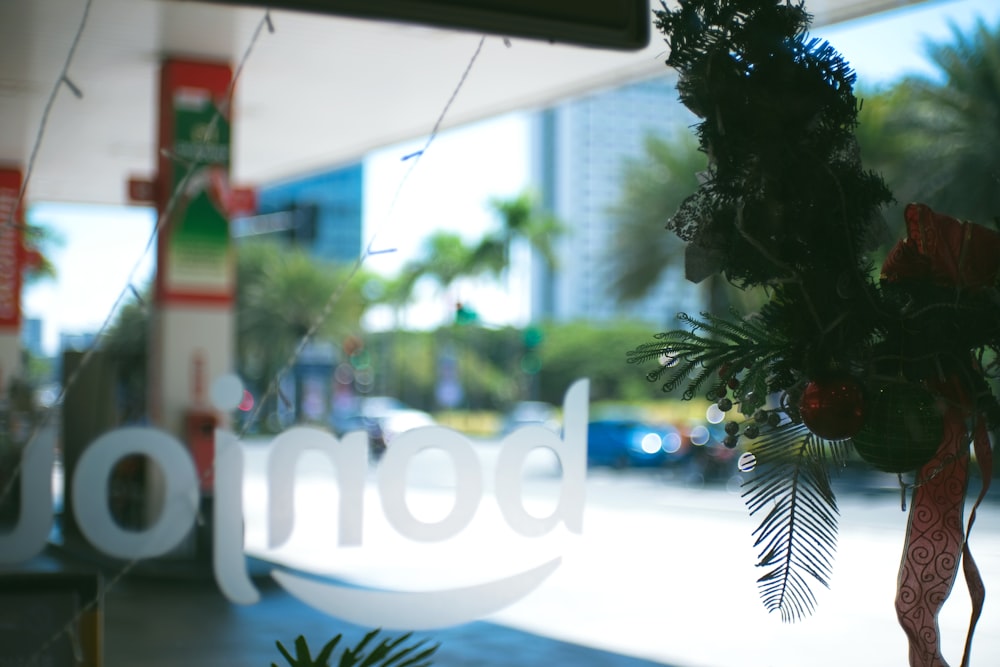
[627,1,999,663]
[798,375,865,441]
[851,381,944,473]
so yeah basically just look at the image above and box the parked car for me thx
[499,401,560,435]
[330,395,435,457]
[586,419,675,468]
[680,421,742,483]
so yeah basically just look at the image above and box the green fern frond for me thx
[741,424,840,622]
[274,630,438,667]
[356,631,437,667]
[274,635,341,667]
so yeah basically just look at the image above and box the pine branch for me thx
[627,312,790,407]
[652,0,892,288]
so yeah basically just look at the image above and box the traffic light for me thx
[455,302,478,325]
[289,202,318,243]
[521,325,543,374]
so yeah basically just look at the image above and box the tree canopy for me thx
[858,17,1000,227]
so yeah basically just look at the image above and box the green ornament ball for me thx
[851,382,945,473]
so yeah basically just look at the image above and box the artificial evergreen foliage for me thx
[656,0,892,294]
[630,311,791,412]
[630,0,1000,626]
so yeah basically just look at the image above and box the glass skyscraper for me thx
[530,75,705,326]
[251,162,364,264]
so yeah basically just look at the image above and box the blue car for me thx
[586,419,673,468]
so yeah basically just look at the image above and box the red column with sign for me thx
[155,59,235,307]
[150,61,236,517]
[0,168,25,387]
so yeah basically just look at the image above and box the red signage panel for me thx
[0,168,24,330]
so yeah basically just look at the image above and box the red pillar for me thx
[149,60,236,507]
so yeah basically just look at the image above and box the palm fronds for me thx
[742,423,841,622]
[273,630,438,667]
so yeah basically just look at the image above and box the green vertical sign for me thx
[165,88,233,301]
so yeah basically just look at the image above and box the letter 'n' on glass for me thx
[266,426,368,549]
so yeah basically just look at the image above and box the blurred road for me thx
[14,428,1000,666]
[240,436,1000,667]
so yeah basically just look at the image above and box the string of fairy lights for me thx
[4,3,494,663]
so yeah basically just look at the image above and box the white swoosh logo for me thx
[271,557,561,630]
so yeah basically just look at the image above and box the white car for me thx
[358,396,435,444]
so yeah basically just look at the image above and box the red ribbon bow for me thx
[883,203,1000,288]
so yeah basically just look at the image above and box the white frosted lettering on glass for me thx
[5,380,591,629]
[378,426,483,542]
[271,557,561,630]
[72,427,198,559]
[0,434,54,563]
[214,429,259,604]
[495,379,588,537]
[267,427,368,548]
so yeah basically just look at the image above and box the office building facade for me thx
[247,162,364,264]
[530,75,706,326]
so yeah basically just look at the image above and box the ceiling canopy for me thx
[1,0,929,206]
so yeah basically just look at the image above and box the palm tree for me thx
[474,191,563,284]
[474,191,563,275]
[21,222,60,286]
[604,132,705,302]
[236,241,368,402]
[854,84,920,239]
[99,241,372,426]
[407,232,476,292]
[368,268,421,323]
[879,18,1000,224]
[388,194,564,325]
[397,231,478,320]
[464,191,564,325]
[603,131,757,315]
[856,19,1000,478]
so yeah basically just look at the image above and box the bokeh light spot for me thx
[689,424,710,446]
[706,404,725,424]
[210,374,244,411]
[641,433,663,454]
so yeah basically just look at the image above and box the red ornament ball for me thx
[798,375,866,440]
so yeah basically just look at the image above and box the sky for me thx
[22,0,1000,356]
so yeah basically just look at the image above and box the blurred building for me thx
[529,75,706,326]
[245,77,707,327]
[20,318,43,358]
[59,331,98,352]
[238,162,364,264]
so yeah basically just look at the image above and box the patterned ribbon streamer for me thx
[894,380,991,667]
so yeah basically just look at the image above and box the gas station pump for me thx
[186,352,219,558]
[185,409,218,494]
